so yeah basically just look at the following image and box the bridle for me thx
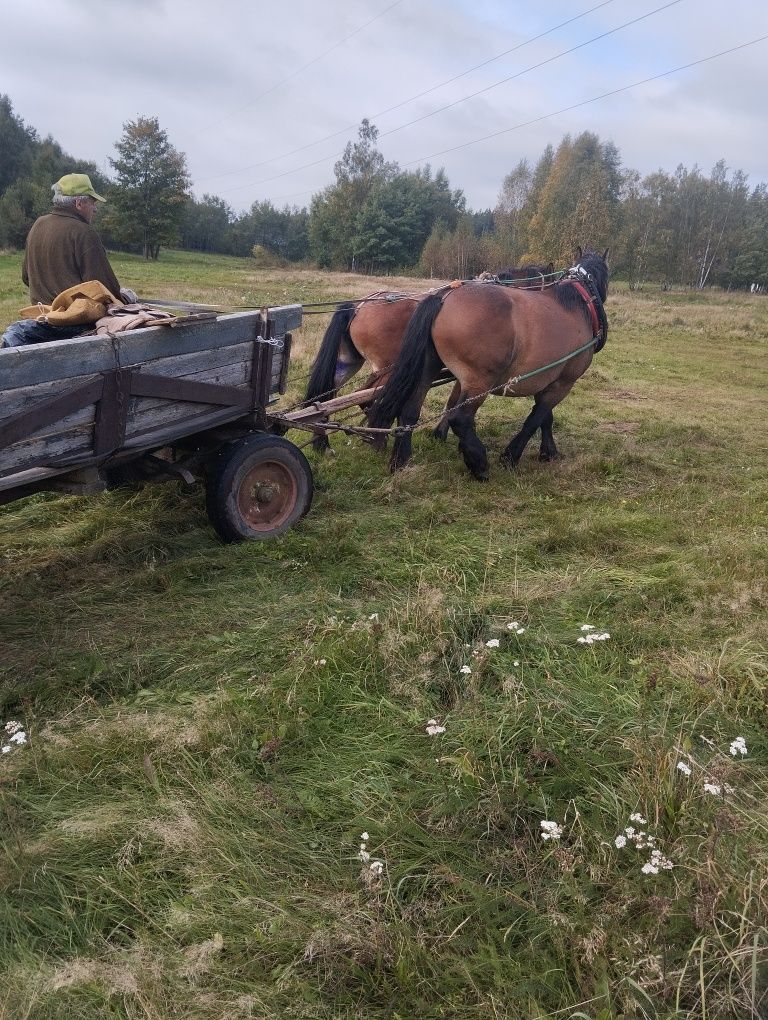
[564,260,608,352]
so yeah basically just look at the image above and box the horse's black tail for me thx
[304,303,356,403]
[368,289,446,429]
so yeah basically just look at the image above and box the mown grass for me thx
[1,251,767,1019]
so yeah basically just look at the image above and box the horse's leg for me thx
[432,382,461,441]
[537,395,559,461]
[446,394,490,481]
[502,380,573,468]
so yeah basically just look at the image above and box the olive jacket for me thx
[22,207,122,305]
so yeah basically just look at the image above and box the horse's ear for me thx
[574,245,582,260]
[602,247,610,261]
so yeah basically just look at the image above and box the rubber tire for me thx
[206,434,313,542]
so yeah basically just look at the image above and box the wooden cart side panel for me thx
[0,306,299,480]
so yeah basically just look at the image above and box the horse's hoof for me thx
[539,451,562,462]
[432,427,448,442]
[499,453,518,471]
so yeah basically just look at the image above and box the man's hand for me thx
[120,287,139,304]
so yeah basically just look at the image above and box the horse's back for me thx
[432,282,595,395]
[351,296,418,370]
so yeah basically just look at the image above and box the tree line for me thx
[1,95,766,288]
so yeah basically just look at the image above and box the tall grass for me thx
[1,252,766,1018]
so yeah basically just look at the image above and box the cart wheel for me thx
[206,435,313,542]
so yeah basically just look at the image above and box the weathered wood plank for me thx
[0,420,95,476]
[1,372,102,419]
[0,465,64,494]
[122,405,253,450]
[0,306,300,390]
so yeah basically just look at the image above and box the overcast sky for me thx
[3,0,766,212]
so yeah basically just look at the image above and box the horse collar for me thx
[569,278,601,339]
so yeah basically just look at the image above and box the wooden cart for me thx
[0,306,313,542]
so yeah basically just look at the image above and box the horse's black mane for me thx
[549,249,609,324]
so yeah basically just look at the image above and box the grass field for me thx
[1,250,767,1019]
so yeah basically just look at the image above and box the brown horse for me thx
[368,248,609,479]
[304,265,555,451]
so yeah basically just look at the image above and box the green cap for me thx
[53,173,106,202]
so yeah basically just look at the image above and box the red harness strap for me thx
[569,279,601,338]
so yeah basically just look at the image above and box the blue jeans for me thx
[1,319,92,348]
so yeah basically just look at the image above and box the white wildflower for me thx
[676,761,692,776]
[729,737,747,757]
[614,835,627,848]
[579,624,596,632]
[360,832,369,842]
[540,820,563,841]
[1,746,10,755]
[505,622,525,634]
[369,860,384,875]
[314,658,327,666]
[648,849,673,870]
[629,813,647,824]
[486,638,500,649]
[624,827,635,838]
[4,721,23,735]
[359,848,370,863]
[368,613,379,622]
[460,665,472,675]
[641,861,659,875]
[8,732,26,746]
[513,660,520,667]
[703,782,722,796]
[578,629,611,645]
[425,719,446,736]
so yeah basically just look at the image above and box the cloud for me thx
[2,0,765,210]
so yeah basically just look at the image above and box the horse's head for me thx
[571,247,609,302]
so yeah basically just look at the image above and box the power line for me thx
[214,0,684,197]
[401,34,768,166]
[213,31,768,209]
[379,0,684,141]
[188,0,404,139]
[196,0,620,184]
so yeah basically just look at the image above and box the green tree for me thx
[108,117,190,259]
[181,194,234,253]
[527,133,620,263]
[0,95,37,195]
[732,184,768,288]
[495,158,533,263]
[351,168,464,272]
[0,178,48,248]
[309,119,397,268]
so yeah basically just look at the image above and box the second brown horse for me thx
[368,249,609,479]
[304,264,555,451]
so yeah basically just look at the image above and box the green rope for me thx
[505,336,600,387]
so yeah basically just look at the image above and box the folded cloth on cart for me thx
[19,280,120,327]
[95,304,175,334]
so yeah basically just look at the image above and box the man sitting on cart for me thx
[1,173,138,348]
